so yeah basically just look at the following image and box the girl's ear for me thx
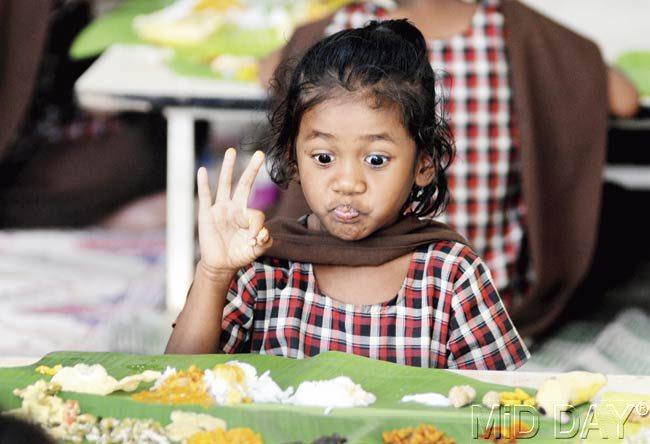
[414,151,436,187]
[291,165,301,184]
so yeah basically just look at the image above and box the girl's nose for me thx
[332,164,366,195]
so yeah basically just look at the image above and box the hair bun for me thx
[371,19,428,57]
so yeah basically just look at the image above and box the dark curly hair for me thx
[265,19,454,217]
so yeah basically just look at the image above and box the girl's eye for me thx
[313,153,333,165]
[365,154,389,167]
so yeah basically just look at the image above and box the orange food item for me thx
[187,427,263,444]
[132,365,213,408]
[482,420,531,443]
[382,424,455,444]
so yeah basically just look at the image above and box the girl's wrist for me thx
[197,260,237,283]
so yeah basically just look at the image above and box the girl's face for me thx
[295,93,435,240]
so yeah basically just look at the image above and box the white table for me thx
[76,45,267,313]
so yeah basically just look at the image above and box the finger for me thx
[197,167,212,212]
[246,210,266,246]
[253,235,273,256]
[256,227,269,245]
[216,148,236,202]
[232,151,265,207]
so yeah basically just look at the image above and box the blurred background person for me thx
[259,0,640,338]
[0,0,167,229]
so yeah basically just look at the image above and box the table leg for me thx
[164,109,196,313]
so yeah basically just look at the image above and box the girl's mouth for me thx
[332,205,360,222]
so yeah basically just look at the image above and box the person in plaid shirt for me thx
[166,19,529,370]
[262,0,640,337]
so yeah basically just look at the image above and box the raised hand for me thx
[196,148,272,275]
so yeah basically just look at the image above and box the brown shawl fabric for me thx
[0,0,51,162]
[268,0,608,337]
[266,215,470,266]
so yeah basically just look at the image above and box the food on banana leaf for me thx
[629,402,650,424]
[498,388,536,407]
[312,434,348,444]
[130,0,360,80]
[210,54,259,81]
[86,417,171,443]
[285,376,376,408]
[482,391,501,409]
[9,379,240,443]
[481,389,535,410]
[382,424,455,444]
[205,361,292,404]
[165,410,227,442]
[133,0,290,47]
[481,420,531,443]
[50,363,161,396]
[9,380,82,441]
[448,385,476,408]
[133,365,215,407]
[300,0,359,24]
[133,0,235,46]
[133,361,292,407]
[624,427,650,444]
[187,427,263,444]
[400,392,451,407]
[133,0,355,46]
[535,371,607,422]
[10,379,170,443]
[35,364,62,376]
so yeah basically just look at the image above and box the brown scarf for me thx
[265,215,471,266]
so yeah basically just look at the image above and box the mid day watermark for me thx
[469,401,648,439]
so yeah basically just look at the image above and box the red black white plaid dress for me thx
[220,240,529,369]
[325,0,532,309]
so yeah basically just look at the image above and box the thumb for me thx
[246,209,266,238]
[253,234,273,257]
[233,207,250,229]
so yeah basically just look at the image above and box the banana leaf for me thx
[70,0,174,59]
[584,392,650,444]
[615,51,650,97]
[0,351,582,443]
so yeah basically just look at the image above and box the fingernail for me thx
[225,148,235,158]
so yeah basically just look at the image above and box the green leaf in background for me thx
[166,53,218,79]
[616,51,650,97]
[0,351,583,443]
[167,25,287,79]
[174,24,287,61]
[70,0,287,80]
[70,0,174,59]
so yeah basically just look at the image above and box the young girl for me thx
[166,19,529,370]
